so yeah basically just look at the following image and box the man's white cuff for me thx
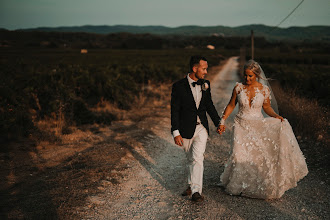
[172,130,180,138]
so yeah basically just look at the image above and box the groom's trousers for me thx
[182,123,208,195]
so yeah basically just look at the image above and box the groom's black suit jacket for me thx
[171,77,220,139]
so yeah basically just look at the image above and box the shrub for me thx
[1,48,225,140]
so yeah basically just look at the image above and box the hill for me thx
[16,24,330,42]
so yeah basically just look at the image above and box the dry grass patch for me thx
[0,81,173,219]
[272,85,329,144]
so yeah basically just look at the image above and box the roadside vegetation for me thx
[1,30,329,219]
[0,47,229,141]
[1,30,329,143]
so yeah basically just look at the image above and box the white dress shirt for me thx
[173,74,202,138]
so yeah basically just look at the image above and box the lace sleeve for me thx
[263,85,271,104]
[235,82,243,94]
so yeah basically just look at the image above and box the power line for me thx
[275,0,305,28]
[269,0,305,33]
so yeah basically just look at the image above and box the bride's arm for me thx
[217,86,237,134]
[262,97,284,121]
[222,87,237,120]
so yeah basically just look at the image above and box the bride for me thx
[218,60,308,199]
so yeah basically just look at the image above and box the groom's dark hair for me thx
[190,55,207,72]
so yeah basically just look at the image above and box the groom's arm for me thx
[171,82,181,134]
[171,82,184,146]
[205,82,221,127]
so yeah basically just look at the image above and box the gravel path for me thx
[81,57,329,220]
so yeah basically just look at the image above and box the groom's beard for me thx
[196,75,205,80]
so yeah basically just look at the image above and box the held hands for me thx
[217,117,226,135]
[217,125,226,135]
[174,135,183,146]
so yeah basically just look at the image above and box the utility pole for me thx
[251,30,254,60]
[240,47,246,78]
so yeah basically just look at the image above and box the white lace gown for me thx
[220,83,308,199]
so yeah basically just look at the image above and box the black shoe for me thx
[191,192,204,202]
[181,187,192,196]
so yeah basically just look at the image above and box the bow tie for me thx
[192,80,203,87]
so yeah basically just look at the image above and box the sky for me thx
[0,0,329,30]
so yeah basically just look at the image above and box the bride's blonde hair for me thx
[244,60,264,79]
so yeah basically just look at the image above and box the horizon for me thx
[3,23,330,32]
[1,0,329,30]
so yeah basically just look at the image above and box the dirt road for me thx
[80,57,329,219]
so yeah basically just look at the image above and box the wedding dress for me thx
[220,82,308,199]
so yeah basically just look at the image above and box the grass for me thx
[1,48,234,141]
[271,84,329,143]
[1,45,329,218]
[0,80,172,219]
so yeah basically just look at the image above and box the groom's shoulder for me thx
[172,77,187,87]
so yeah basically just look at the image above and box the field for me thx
[1,43,329,218]
[253,47,329,105]
[0,48,236,140]
[1,44,329,141]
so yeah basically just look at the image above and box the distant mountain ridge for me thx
[16,24,330,42]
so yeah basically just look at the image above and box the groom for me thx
[171,55,221,202]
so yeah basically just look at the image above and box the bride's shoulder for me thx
[260,84,271,98]
[234,82,243,93]
[235,82,243,88]
[259,82,268,88]
[261,83,270,91]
